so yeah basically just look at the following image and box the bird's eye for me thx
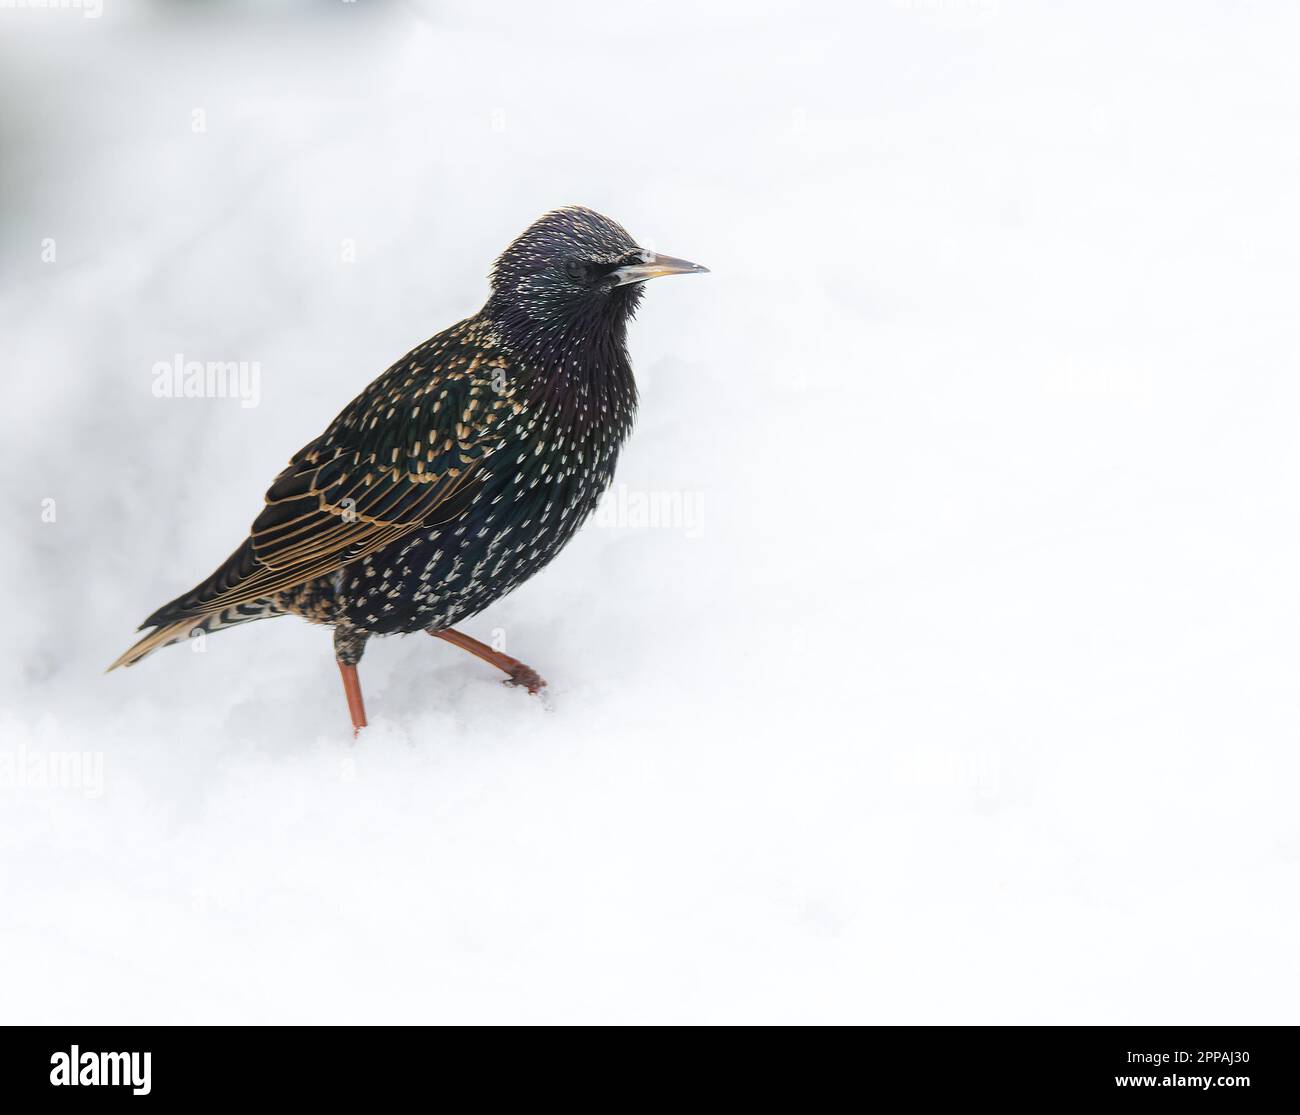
[565,259,590,281]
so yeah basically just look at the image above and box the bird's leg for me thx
[428,627,547,695]
[336,661,367,738]
[334,622,370,737]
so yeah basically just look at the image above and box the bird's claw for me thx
[504,666,547,695]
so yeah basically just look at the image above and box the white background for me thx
[2,0,1299,1023]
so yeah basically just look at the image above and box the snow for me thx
[3,0,1300,1023]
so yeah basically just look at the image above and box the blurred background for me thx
[3,0,1300,1023]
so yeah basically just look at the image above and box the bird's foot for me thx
[430,626,548,696]
[503,662,547,695]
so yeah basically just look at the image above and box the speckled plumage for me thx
[109,207,707,715]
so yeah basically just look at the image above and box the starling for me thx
[109,206,708,734]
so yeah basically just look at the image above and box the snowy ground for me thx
[3,0,1300,1023]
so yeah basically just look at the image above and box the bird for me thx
[108,206,708,735]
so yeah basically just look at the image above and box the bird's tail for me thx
[106,617,207,671]
[106,601,285,672]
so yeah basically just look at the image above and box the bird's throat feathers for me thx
[481,284,641,422]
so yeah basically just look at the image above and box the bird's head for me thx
[485,206,707,350]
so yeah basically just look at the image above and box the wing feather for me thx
[137,320,520,630]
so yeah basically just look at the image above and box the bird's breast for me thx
[336,375,635,637]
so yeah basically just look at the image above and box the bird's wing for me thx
[139,329,521,628]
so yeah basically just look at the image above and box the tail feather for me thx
[106,617,207,672]
[141,539,259,630]
[107,600,285,671]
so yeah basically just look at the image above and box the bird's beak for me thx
[611,251,710,286]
